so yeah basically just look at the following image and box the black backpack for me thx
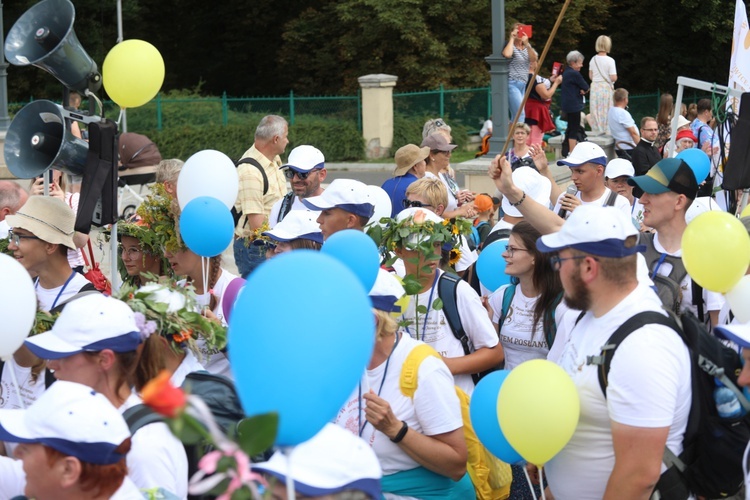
[231,157,267,228]
[585,310,750,499]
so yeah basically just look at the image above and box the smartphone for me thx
[552,62,562,77]
[518,25,533,39]
[37,170,54,183]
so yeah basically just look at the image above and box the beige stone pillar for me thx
[358,74,398,159]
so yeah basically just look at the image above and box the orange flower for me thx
[413,210,426,224]
[172,329,193,343]
[141,370,187,418]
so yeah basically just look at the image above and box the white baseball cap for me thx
[501,167,552,217]
[605,158,635,179]
[253,423,382,498]
[281,145,325,173]
[557,142,608,168]
[25,294,142,360]
[716,323,750,349]
[0,381,130,465]
[302,179,375,218]
[537,205,645,257]
[263,210,323,244]
[369,269,406,313]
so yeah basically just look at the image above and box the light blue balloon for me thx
[180,196,234,257]
[228,250,375,446]
[676,148,711,184]
[321,229,380,292]
[476,238,511,292]
[470,370,524,465]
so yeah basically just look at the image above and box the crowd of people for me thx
[0,57,749,499]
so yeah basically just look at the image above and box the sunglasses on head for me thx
[402,199,432,209]
[284,168,320,181]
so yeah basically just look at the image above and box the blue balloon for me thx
[180,196,234,257]
[676,148,711,184]
[321,229,380,292]
[470,370,524,464]
[476,238,511,292]
[228,250,375,446]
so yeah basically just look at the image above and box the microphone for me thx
[557,184,578,219]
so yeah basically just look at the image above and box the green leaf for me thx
[237,412,279,456]
[399,227,412,238]
[432,297,444,310]
[416,305,428,314]
[168,416,205,445]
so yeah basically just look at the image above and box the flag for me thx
[728,0,750,114]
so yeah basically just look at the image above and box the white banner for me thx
[728,0,750,113]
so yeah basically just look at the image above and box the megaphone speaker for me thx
[4,100,89,179]
[5,0,101,93]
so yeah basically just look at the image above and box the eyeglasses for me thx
[549,254,589,271]
[8,230,40,246]
[504,245,530,257]
[118,245,142,258]
[402,199,432,209]
[284,168,321,181]
[642,128,658,132]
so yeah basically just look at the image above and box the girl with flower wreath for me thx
[108,215,172,287]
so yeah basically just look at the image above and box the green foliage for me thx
[392,114,470,153]
[236,413,279,457]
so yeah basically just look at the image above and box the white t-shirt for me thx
[110,476,148,500]
[438,172,460,213]
[588,54,617,83]
[607,106,638,147]
[631,198,645,229]
[553,188,632,221]
[0,359,47,456]
[170,350,206,388]
[268,195,310,228]
[64,192,85,268]
[35,272,92,312]
[400,270,499,394]
[651,233,725,319]
[120,392,188,499]
[489,284,570,370]
[545,284,691,499]
[0,455,24,500]
[456,235,478,273]
[193,268,237,379]
[334,334,462,475]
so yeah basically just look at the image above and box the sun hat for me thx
[253,423,382,499]
[676,115,691,130]
[6,196,76,249]
[501,167,552,218]
[537,205,645,257]
[421,133,458,152]
[605,158,635,179]
[393,144,430,177]
[473,194,494,212]
[281,145,325,173]
[369,268,406,313]
[262,210,323,244]
[0,380,130,465]
[556,142,607,168]
[676,129,698,143]
[302,179,375,218]
[25,294,142,359]
[627,158,699,199]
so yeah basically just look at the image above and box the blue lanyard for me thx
[36,271,77,310]
[650,253,668,281]
[403,273,439,341]
[358,332,402,437]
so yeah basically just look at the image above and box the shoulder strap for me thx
[592,56,613,85]
[278,192,295,223]
[640,233,690,285]
[498,284,516,329]
[437,273,469,356]
[691,279,705,323]
[400,343,441,398]
[543,292,564,349]
[44,368,56,389]
[237,157,268,195]
[605,189,618,207]
[587,311,679,398]
[123,404,166,434]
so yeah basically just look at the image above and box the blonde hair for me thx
[406,177,448,209]
[155,158,184,185]
[514,122,531,134]
[595,35,612,53]
[373,309,398,340]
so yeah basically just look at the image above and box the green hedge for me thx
[392,113,470,153]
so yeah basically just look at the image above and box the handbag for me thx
[82,239,112,295]
[593,56,614,90]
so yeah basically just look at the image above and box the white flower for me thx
[139,284,186,313]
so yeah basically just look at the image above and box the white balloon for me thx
[177,150,239,210]
[726,275,750,324]
[0,254,37,359]
[366,185,392,228]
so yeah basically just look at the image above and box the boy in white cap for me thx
[269,145,327,228]
[604,158,645,229]
[302,179,375,240]
[262,210,324,255]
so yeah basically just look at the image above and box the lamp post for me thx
[0,1,11,132]
[485,0,508,156]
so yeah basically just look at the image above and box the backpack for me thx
[469,221,490,251]
[400,343,512,500]
[276,191,295,224]
[231,157,267,228]
[585,310,750,499]
[497,284,562,350]
[641,232,690,315]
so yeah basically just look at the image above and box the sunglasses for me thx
[284,167,322,181]
[402,199,432,209]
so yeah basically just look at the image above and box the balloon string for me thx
[539,465,546,500]
[523,465,538,500]
[116,108,124,127]
[6,358,26,409]
[201,257,209,314]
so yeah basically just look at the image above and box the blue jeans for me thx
[233,238,267,278]
[508,79,526,122]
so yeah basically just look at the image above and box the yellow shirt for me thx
[234,144,287,236]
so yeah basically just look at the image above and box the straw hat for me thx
[394,145,430,176]
[6,196,76,249]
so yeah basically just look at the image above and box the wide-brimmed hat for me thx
[6,196,76,249]
[394,145,430,177]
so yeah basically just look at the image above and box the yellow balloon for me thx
[392,276,411,318]
[682,211,750,293]
[497,359,579,467]
[103,40,165,108]
[741,204,750,218]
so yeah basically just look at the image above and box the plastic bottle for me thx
[714,384,743,419]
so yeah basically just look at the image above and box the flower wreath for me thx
[136,183,185,254]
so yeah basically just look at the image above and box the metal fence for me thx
[393,85,491,134]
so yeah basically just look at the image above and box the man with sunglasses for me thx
[536,205,690,499]
[269,145,327,228]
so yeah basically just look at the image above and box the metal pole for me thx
[116,0,127,132]
[486,0,508,156]
[0,2,11,132]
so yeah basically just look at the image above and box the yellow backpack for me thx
[400,344,512,500]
